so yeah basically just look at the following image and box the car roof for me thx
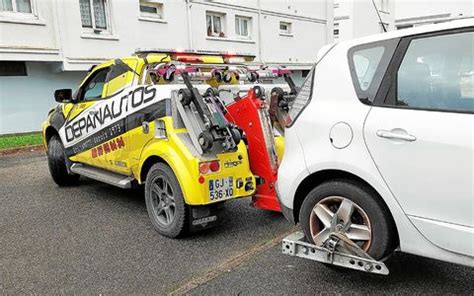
[339,18,473,48]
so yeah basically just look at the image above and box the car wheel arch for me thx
[140,155,167,184]
[45,126,59,144]
[293,169,400,246]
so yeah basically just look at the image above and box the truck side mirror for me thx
[54,89,72,103]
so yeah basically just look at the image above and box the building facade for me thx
[394,0,473,29]
[333,0,473,42]
[0,0,334,134]
[333,0,394,42]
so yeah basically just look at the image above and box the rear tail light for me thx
[209,160,220,172]
[199,160,220,174]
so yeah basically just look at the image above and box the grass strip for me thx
[0,132,43,150]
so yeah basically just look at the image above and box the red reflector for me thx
[209,160,220,172]
[198,176,205,184]
[199,162,210,174]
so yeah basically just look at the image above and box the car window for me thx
[397,31,474,112]
[81,68,109,101]
[352,46,385,91]
[348,38,398,103]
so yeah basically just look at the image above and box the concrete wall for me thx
[0,62,85,134]
[55,0,330,70]
[351,0,393,36]
[334,0,394,42]
[0,0,61,61]
[57,0,190,70]
[1,0,331,67]
[189,2,260,57]
[395,0,473,20]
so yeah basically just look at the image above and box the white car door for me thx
[363,30,474,256]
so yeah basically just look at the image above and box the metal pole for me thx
[186,0,194,49]
[257,0,262,63]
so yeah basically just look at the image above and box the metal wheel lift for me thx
[282,232,389,275]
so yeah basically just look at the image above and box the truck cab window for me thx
[81,68,109,101]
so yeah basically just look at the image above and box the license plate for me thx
[209,177,234,201]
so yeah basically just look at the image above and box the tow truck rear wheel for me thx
[47,135,80,186]
[299,180,395,260]
[145,163,188,238]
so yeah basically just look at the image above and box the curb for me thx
[0,144,45,156]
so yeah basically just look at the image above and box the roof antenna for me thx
[371,0,387,32]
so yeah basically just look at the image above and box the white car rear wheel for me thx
[299,180,396,260]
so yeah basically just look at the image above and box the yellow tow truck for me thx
[42,50,291,237]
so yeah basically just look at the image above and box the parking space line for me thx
[169,226,298,295]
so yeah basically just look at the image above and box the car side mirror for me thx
[54,89,73,103]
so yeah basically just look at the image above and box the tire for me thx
[47,135,80,186]
[145,163,188,238]
[299,180,395,260]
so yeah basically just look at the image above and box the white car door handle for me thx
[89,109,99,115]
[376,130,416,142]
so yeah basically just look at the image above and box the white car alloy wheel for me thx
[309,196,372,251]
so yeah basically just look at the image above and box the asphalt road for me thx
[1,152,472,295]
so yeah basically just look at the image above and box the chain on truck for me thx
[42,48,388,275]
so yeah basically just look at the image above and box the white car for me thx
[277,19,473,267]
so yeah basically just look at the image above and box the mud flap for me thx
[188,203,225,232]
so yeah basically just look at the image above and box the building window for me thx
[0,62,27,76]
[333,29,339,36]
[235,16,251,39]
[206,11,226,38]
[0,0,32,13]
[79,0,110,32]
[279,21,292,35]
[139,0,163,20]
